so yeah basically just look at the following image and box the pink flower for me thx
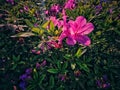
[51,4,60,13]
[59,16,94,46]
[45,10,49,15]
[49,16,59,26]
[6,0,14,5]
[64,0,76,10]
[24,6,29,12]
[47,40,62,49]
[31,50,41,55]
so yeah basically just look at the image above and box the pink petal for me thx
[58,32,67,44]
[50,16,58,26]
[69,20,78,33]
[75,16,87,27]
[66,36,76,45]
[78,23,94,35]
[76,35,91,46]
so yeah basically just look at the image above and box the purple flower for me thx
[25,68,32,75]
[36,62,41,69]
[96,75,110,89]
[109,8,113,14]
[24,6,29,12]
[20,9,24,13]
[95,4,102,14]
[19,81,26,90]
[58,74,66,81]
[103,75,108,81]
[31,49,41,55]
[96,80,102,87]
[20,74,28,81]
[6,0,14,5]
[102,83,110,88]
[34,23,38,27]
[40,60,46,67]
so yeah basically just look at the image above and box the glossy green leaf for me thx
[25,19,34,28]
[49,75,54,88]
[32,27,44,35]
[47,69,59,74]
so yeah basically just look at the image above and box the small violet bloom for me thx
[58,74,66,81]
[19,81,26,90]
[6,0,14,5]
[96,75,110,89]
[24,6,29,12]
[59,16,94,46]
[31,49,41,55]
[25,68,32,75]
[40,60,47,67]
[102,83,110,88]
[19,74,27,81]
[36,62,41,69]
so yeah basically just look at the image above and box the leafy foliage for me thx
[0,0,120,90]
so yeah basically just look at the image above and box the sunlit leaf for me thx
[11,32,35,37]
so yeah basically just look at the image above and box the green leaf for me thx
[75,48,87,58]
[57,61,61,69]
[13,55,20,61]
[77,62,90,73]
[50,21,55,31]
[39,74,46,84]
[63,62,68,69]
[32,27,44,35]
[33,68,38,79]
[49,75,54,88]
[114,30,120,36]
[11,32,35,37]
[47,69,59,74]
[27,85,36,90]
[64,54,71,60]
[11,64,17,70]
[25,19,34,28]
[42,20,50,28]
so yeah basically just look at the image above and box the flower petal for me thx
[75,16,87,27]
[76,35,91,46]
[66,36,76,45]
[78,23,94,35]
[58,32,67,44]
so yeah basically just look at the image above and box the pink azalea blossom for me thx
[51,4,60,13]
[59,16,94,46]
[49,16,59,26]
[64,0,76,10]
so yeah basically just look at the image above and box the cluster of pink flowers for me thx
[45,4,61,16]
[31,0,94,55]
[45,0,94,46]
